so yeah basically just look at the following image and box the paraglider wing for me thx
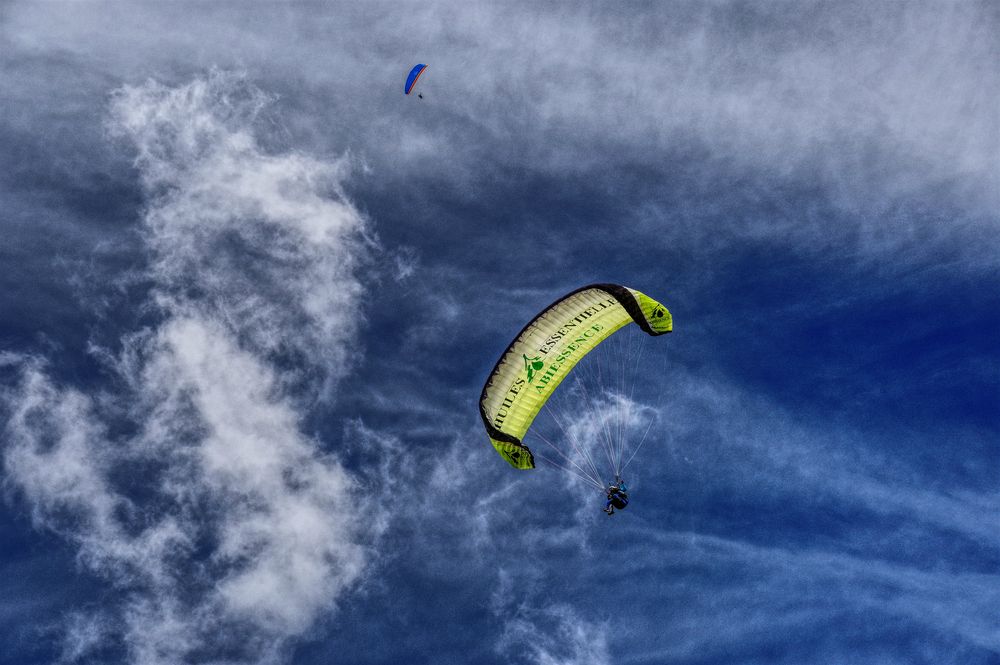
[405,64,428,95]
[480,283,672,469]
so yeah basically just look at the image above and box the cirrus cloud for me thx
[3,71,376,664]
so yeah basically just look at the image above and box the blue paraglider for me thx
[405,64,427,99]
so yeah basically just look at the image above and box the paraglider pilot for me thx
[604,480,629,515]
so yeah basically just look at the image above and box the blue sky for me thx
[1,2,997,664]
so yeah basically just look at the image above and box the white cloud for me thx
[60,611,112,663]
[590,363,1000,661]
[0,351,28,367]
[7,2,995,229]
[3,72,375,664]
[108,69,373,396]
[615,528,1000,662]
[655,365,1000,548]
[389,246,419,283]
[493,572,611,665]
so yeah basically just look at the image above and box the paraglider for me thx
[604,480,629,515]
[479,283,672,512]
[405,64,427,99]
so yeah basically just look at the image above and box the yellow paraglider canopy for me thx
[479,283,671,469]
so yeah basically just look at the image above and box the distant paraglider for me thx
[405,64,427,99]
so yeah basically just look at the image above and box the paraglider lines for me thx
[543,401,605,488]
[528,428,605,491]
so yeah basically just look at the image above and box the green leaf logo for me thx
[523,354,544,382]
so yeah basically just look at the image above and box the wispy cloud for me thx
[609,528,1000,664]
[589,364,1000,663]
[656,366,1000,549]
[492,571,611,665]
[6,3,995,242]
[107,69,374,396]
[2,71,374,664]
